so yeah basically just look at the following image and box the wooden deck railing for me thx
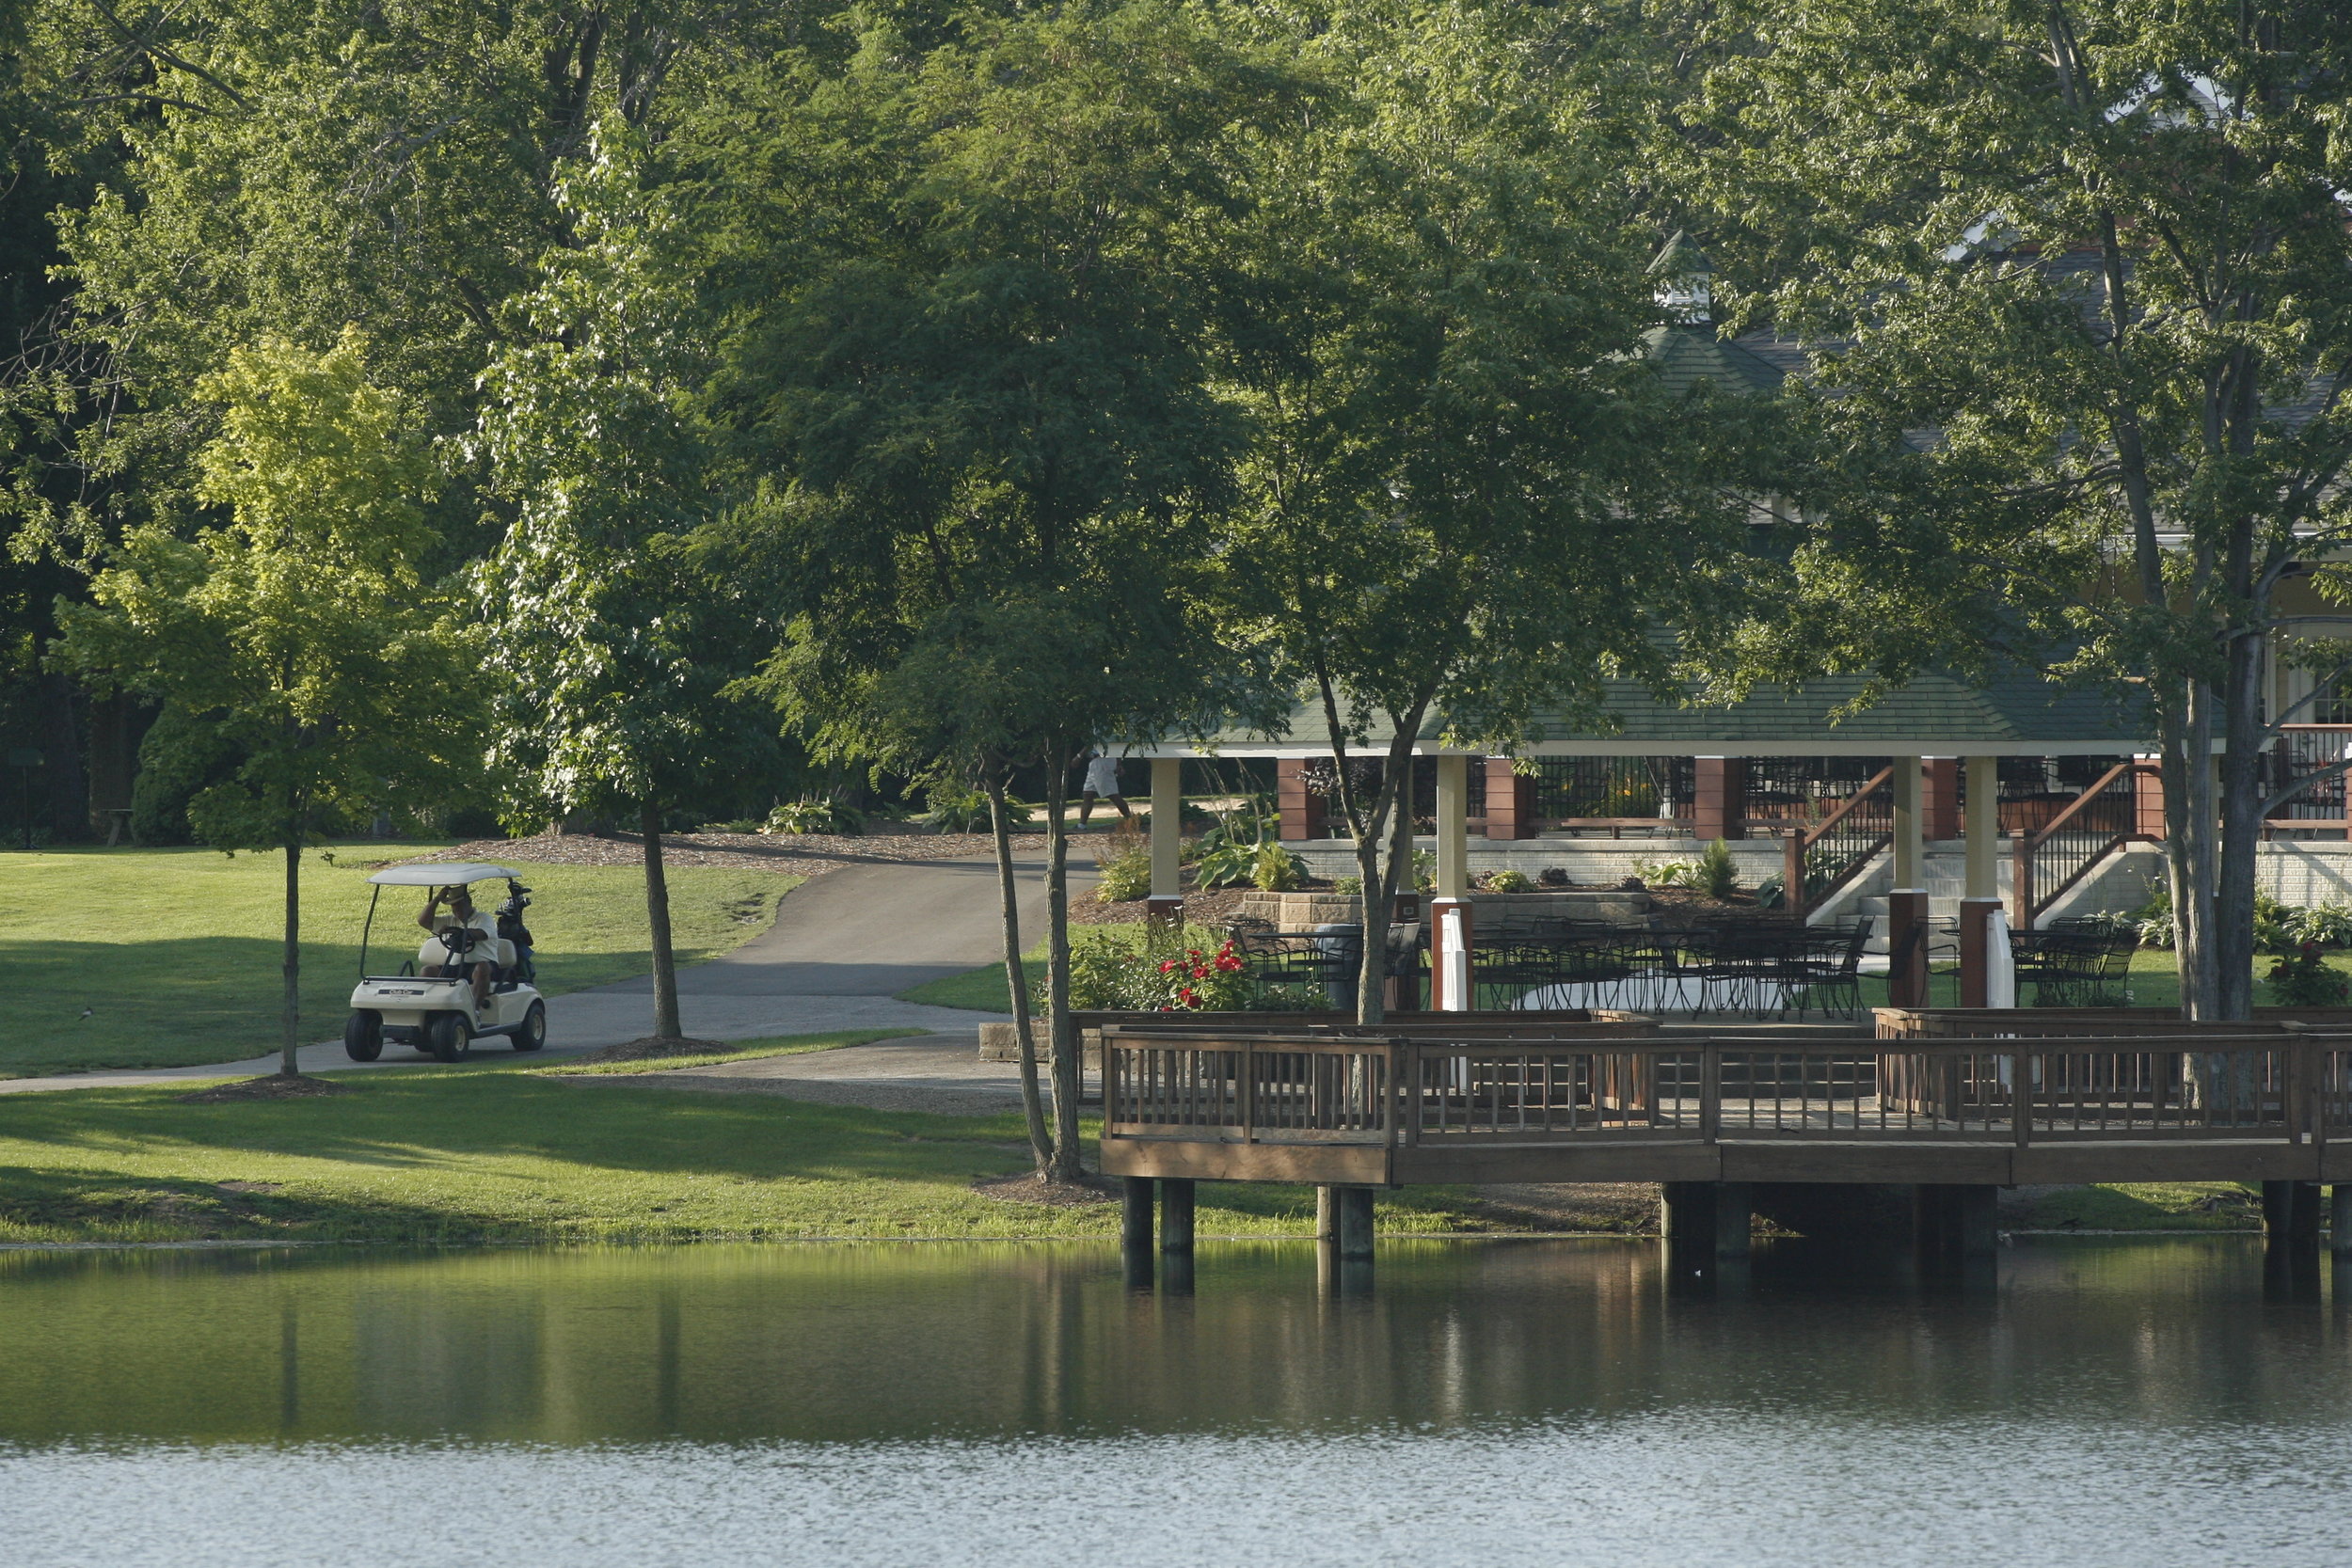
[1102,1028,2352,1152]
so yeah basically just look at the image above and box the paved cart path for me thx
[2,855,1085,1094]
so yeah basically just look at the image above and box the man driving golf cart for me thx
[418,884,500,1018]
[344,863,548,1062]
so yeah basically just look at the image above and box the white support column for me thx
[1963,757,1996,900]
[1147,757,1183,927]
[1892,755,1924,890]
[1888,755,1928,1008]
[1960,755,2000,1008]
[1435,756,1470,897]
[1432,755,1472,1010]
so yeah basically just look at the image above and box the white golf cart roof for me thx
[366,863,525,887]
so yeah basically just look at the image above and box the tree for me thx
[1211,0,1744,1022]
[55,329,472,1074]
[474,127,775,1044]
[1679,0,2352,1019]
[687,0,1282,1177]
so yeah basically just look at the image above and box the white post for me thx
[1893,755,1923,891]
[1432,755,1472,1010]
[1963,756,1996,899]
[1436,756,1469,897]
[1889,755,1927,1007]
[1960,755,2000,1007]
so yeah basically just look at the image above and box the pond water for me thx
[2,1237,2347,1567]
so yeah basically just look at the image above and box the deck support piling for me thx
[2264,1181,2323,1299]
[1121,1176,1155,1289]
[1915,1184,1998,1274]
[1336,1185,1376,1262]
[2332,1187,2352,1259]
[1160,1178,1196,1256]
[1315,1185,1338,1243]
[2263,1180,2322,1251]
[1661,1181,1752,1263]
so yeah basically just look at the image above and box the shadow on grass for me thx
[0,936,671,1078]
[0,1073,1494,1241]
[0,1164,548,1243]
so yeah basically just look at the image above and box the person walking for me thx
[1078,749,1131,826]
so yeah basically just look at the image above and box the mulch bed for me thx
[568,1035,734,1066]
[386,829,1049,879]
[1071,885,1258,927]
[177,1073,355,1103]
[973,1171,1120,1207]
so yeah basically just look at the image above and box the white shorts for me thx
[1084,757,1121,796]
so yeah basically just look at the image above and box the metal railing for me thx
[2012,761,2150,927]
[1102,1029,2352,1150]
[1782,766,1894,918]
[2265,725,2352,836]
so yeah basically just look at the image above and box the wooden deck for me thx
[1096,1025,2352,1188]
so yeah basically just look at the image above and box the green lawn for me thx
[0,843,798,1077]
[0,1065,1496,1243]
[543,1029,913,1075]
[0,1064,2267,1243]
[2011,1181,2265,1231]
[897,953,1041,1011]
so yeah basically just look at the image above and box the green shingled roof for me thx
[1641,324,1788,398]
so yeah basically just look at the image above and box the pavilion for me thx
[1119,668,2160,1011]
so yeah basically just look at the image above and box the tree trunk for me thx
[1354,825,1386,1025]
[641,798,682,1039]
[2214,625,2266,1022]
[280,825,303,1077]
[1044,755,1081,1181]
[987,774,1054,1173]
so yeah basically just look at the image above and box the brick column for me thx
[1692,757,1747,840]
[2133,757,2166,839]
[1484,757,1534,839]
[1922,757,1960,842]
[1277,759,1320,842]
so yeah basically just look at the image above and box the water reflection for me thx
[0,1236,2346,1448]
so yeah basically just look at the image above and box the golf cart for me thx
[344,863,547,1062]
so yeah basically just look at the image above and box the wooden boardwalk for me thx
[1096,1024,2352,1188]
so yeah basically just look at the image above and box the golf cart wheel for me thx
[343,1010,383,1062]
[510,1001,547,1053]
[426,1012,471,1064]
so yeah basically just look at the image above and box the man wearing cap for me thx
[418,885,500,1016]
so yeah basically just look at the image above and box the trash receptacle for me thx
[1311,922,1362,1010]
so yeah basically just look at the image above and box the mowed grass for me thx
[0,1069,1496,1244]
[897,953,1040,1011]
[0,844,798,1076]
[543,1030,914,1076]
[2014,1181,2267,1231]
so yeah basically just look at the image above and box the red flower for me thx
[1191,965,1210,979]
[1159,959,1177,973]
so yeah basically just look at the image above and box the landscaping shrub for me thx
[766,800,864,835]
[917,785,1004,834]
[1250,844,1304,891]
[2267,942,2350,1006]
[1057,925,1251,1009]
[1482,868,1533,893]
[1090,825,1152,902]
